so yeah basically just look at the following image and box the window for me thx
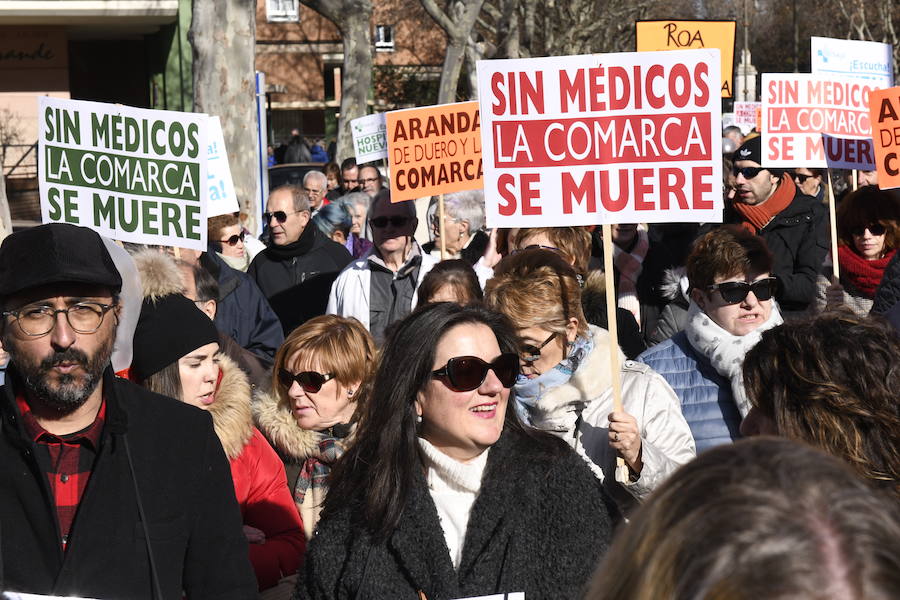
[266,0,300,23]
[375,25,394,52]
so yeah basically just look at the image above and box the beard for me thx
[5,335,114,415]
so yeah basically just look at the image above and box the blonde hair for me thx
[510,226,592,276]
[484,248,588,337]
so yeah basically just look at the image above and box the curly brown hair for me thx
[742,313,900,500]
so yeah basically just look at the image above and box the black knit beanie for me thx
[131,293,219,381]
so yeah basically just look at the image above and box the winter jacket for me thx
[522,325,696,513]
[326,247,439,331]
[872,251,900,314]
[814,269,874,317]
[248,223,353,335]
[201,249,284,362]
[211,354,306,590]
[0,366,257,598]
[253,390,351,539]
[297,426,613,599]
[637,331,742,452]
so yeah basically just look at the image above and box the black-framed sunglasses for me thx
[850,223,886,237]
[370,216,411,229]
[277,368,335,393]
[432,353,519,392]
[263,210,302,224]
[520,332,558,363]
[219,231,246,246]
[706,277,778,305]
[793,173,818,184]
[732,166,766,179]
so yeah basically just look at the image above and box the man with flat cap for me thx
[0,223,257,598]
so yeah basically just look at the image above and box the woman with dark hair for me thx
[816,185,900,315]
[298,303,613,599]
[416,259,483,305]
[586,438,900,600]
[741,313,900,500]
[792,167,825,201]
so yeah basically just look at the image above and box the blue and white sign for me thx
[811,37,893,88]
[206,116,239,217]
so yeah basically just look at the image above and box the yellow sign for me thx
[636,20,736,98]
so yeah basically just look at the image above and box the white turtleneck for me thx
[417,437,489,569]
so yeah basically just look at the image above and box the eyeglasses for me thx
[850,223,886,237]
[732,166,767,179]
[263,210,302,224]
[793,173,818,183]
[219,231,246,246]
[3,302,117,336]
[432,353,519,392]
[520,332,558,363]
[277,368,336,393]
[370,216,411,229]
[360,177,379,184]
[430,215,460,227]
[706,277,778,305]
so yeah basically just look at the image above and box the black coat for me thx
[248,224,352,335]
[0,367,257,599]
[872,251,900,315]
[297,428,613,600]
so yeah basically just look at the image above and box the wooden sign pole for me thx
[601,224,629,485]
[438,193,447,260]
[827,170,840,282]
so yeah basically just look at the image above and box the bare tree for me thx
[421,0,486,104]
[829,0,899,81]
[190,0,259,229]
[300,0,373,161]
[0,108,23,168]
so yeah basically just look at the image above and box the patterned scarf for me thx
[838,246,896,298]
[513,334,593,426]
[294,423,352,504]
[733,175,795,233]
[613,228,649,326]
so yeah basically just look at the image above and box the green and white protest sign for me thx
[351,113,387,164]
[39,97,209,250]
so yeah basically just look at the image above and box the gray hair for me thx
[269,185,310,213]
[302,170,327,188]
[338,191,371,211]
[443,190,485,232]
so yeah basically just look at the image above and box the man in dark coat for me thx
[0,223,256,598]
[725,136,828,317]
[249,184,352,334]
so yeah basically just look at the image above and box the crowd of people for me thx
[1,125,899,599]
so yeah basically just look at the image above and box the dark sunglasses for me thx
[850,223,886,237]
[706,277,778,305]
[277,368,335,393]
[732,166,767,179]
[263,210,301,224]
[521,332,558,363]
[432,353,519,392]
[370,216,411,229]
[793,173,817,183]
[219,231,246,246]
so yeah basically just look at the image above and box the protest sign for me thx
[762,73,880,168]
[869,86,900,190]
[386,101,482,203]
[636,20,736,98]
[206,116,240,217]
[811,37,894,88]
[733,101,761,132]
[39,97,208,250]
[351,113,388,164]
[476,49,723,228]
[822,133,875,170]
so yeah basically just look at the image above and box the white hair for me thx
[443,190,485,232]
[303,170,327,187]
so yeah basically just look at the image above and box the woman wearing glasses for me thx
[792,167,825,202]
[254,314,375,540]
[484,249,694,514]
[208,213,250,271]
[815,185,900,316]
[298,303,613,599]
[639,226,782,452]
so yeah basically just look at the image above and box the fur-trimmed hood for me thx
[659,266,689,304]
[208,353,254,460]
[130,249,185,299]
[252,390,321,463]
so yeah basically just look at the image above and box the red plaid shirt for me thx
[16,394,106,551]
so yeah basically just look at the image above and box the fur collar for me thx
[131,249,185,300]
[208,353,254,460]
[531,325,624,418]
[659,266,689,303]
[252,390,320,462]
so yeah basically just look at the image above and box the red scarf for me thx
[838,246,896,298]
[734,175,796,233]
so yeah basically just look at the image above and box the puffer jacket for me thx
[638,331,742,452]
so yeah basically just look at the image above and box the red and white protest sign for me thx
[762,74,882,168]
[476,50,723,228]
[733,101,760,131]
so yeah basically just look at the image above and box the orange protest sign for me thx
[870,86,900,190]
[386,101,483,202]
[636,20,736,98]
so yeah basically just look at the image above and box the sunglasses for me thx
[277,368,335,393]
[219,231,246,246]
[793,173,818,183]
[706,277,778,305]
[732,166,767,179]
[263,210,302,224]
[370,216,411,229]
[521,332,558,363]
[432,353,519,392]
[850,223,886,237]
